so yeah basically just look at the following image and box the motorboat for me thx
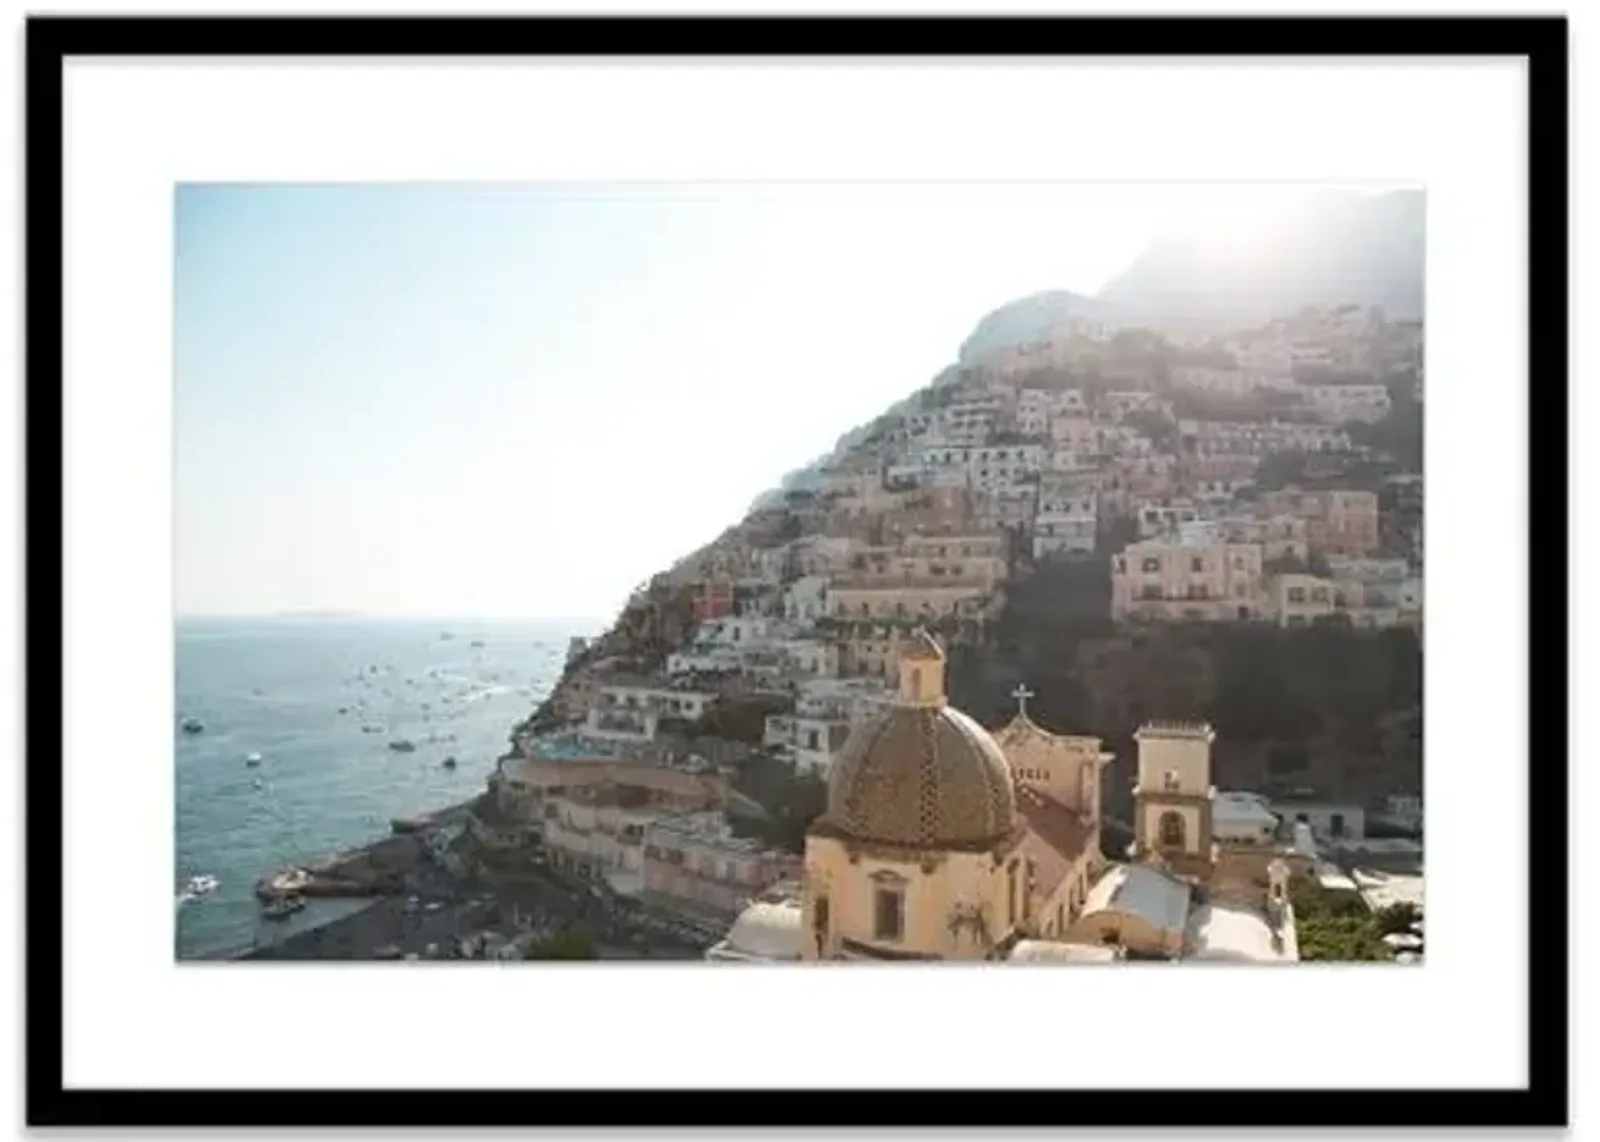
[185,874,219,896]
[180,717,205,735]
[441,756,458,770]
[245,751,263,767]
[388,739,417,753]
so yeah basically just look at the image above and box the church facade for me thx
[791,631,1300,963]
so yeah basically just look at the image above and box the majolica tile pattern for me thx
[824,703,1018,850]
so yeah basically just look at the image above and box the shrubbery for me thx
[1290,878,1392,962]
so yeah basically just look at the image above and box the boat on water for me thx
[180,717,205,735]
[388,739,417,753]
[262,895,307,921]
[185,874,220,896]
[441,756,458,770]
[245,751,263,767]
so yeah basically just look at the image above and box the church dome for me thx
[819,635,1018,851]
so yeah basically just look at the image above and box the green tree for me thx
[1373,902,1421,937]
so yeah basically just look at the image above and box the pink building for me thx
[1258,488,1380,557]
[642,812,802,918]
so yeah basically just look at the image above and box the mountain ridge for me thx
[957,189,1423,363]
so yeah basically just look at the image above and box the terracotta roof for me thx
[1011,787,1093,905]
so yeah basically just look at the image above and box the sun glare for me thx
[1175,186,1303,264]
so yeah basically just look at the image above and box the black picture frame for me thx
[23,14,1570,1130]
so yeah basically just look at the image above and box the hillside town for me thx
[252,302,1425,964]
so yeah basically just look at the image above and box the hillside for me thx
[510,283,1424,819]
[957,290,1121,365]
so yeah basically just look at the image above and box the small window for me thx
[1142,557,1161,573]
[873,888,904,942]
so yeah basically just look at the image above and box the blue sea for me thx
[174,618,589,959]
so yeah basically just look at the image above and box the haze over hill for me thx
[1097,188,1424,327]
[958,188,1423,363]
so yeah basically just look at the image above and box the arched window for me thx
[1159,810,1186,849]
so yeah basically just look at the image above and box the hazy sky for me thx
[174,182,1289,622]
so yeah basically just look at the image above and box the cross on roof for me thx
[1011,682,1035,718]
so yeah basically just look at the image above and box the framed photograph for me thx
[25,13,1568,1130]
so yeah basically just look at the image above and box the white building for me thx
[976,486,1038,532]
[1212,791,1281,845]
[1033,488,1097,558]
[969,442,1044,481]
[782,637,840,680]
[1270,800,1366,844]
[1303,383,1393,424]
[1326,557,1422,615]
[1191,477,1254,506]
[792,718,853,774]
[782,575,831,625]
[705,896,805,962]
[586,683,719,741]
[665,644,741,677]
[1185,902,1300,963]
[1136,499,1205,540]
[1015,389,1053,437]
[940,393,1006,445]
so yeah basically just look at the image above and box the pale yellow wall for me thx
[1024,851,1101,940]
[801,832,1105,959]
[840,637,897,677]
[1139,801,1202,854]
[1135,732,1212,796]
[803,837,999,961]
[829,584,990,620]
[900,654,945,706]
[1007,735,1104,819]
[839,555,1007,590]
[1275,573,1365,626]
[1111,541,1265,621]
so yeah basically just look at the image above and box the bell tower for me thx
[1132,721,1216,872]
[897,630,947,708]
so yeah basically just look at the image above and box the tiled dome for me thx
[820,702,1017,851]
